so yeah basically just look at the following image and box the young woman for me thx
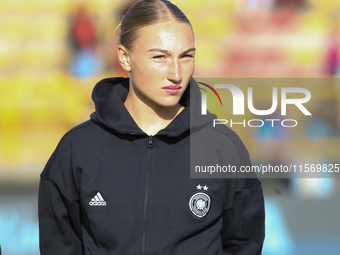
[38,1,265,254]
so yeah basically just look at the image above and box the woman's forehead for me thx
[134,21,194,51]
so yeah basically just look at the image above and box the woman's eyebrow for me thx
[146,48,196,55]
[181,48,196,55]
[147,48,171,54]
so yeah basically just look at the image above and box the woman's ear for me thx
[117,45,132,72]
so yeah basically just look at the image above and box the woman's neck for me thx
[124,89,184,136]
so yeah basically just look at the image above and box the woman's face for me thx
[119,20,195,108]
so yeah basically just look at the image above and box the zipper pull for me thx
[148,136,153,148]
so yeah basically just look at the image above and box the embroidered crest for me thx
[188,185,211,218]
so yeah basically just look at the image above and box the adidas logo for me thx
[89,192,107,206]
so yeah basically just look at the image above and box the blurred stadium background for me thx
[0,0,340,254]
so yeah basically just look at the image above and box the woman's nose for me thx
[167,59,182,83]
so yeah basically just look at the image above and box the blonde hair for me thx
[119,0,192,50]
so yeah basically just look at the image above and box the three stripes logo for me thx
[89,192,107,206]
[198,82,223,115]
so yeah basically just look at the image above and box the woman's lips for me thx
[162,86,182,95]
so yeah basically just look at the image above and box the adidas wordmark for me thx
[89,192,107,206]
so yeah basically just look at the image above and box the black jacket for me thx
[39,77,265,255]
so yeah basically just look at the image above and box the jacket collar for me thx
[91,77,200,137]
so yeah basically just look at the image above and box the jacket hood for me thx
[90,77,216,136]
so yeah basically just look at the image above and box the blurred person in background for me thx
[324,27,340,76]
[70,5,97,52]
[38,0,265,254]
[69,4,100,77]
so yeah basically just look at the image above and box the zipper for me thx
[142,135,154,254]
[148,136,153,148]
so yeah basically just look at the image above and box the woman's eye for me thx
[182,54,194,59]
[153,55,165,59]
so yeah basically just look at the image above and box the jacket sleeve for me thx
[221,179,265,255]
[38,137,83,255]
